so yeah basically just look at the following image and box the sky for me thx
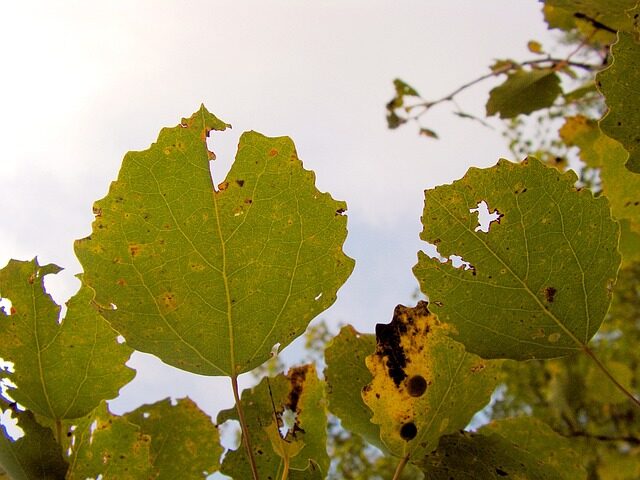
[0,1,558,427]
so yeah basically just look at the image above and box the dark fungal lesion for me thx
[543,286,557,303]
[374,301,432,387]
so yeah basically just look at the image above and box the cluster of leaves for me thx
[1,1,639,479]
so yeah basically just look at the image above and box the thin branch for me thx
[582,345,640,409]
[391,454,410,480]
[567,431,640,445]
[231,374,260,480]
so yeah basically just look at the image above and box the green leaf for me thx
[362,302,501,461]
[126,397,221,479]
[486,69,562,119]
[414,158,620,360]
[545,0,637,34]
[74,105,354,376]
[598,32,640,173]
[65,403,152,480]
[0,399,68,480]
[324,326,382,450]
[420,417,586,479]
[0,259,135,420]
[218,365,328,479]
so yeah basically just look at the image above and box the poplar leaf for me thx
[0,259,134,420]
[414,158,620,360]
[420,417,586,479]
[362,302,501,461]
[597,32,640,173]
[0,399,68,480]
[324,326,382,450]
[486,69,562,118]
[126,398,221,479]
[74,105,354,376]
[217,365,328,479]
[545,0,637,34]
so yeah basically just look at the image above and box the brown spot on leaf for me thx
[9,306,16,315]
[543,286,557,303]
[235,179,245,187]
[218,181,229,191]
[116,278,127,286]
[400,422,417,440]
[407,375,428,397]
[159,292,178,312]
[268,148,278,157]
[129,244,142,257]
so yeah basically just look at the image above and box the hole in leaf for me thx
[406,375,428,397]
[470,201,502,233]
[314,292,323,301]
[400,421,417,440]
[88,420,98,445]
[218,419,241,451]
[208,130,238,191]
[142,412,150,419]
[0,298,13,316]
[0,408,24,441]
[116,335,125,344]
[279,407,297,438]
[0,358,15,374]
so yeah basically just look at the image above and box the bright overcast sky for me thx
[0,1,557,420]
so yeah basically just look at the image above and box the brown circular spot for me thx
[407,375,427,397]
[400,422,417,440]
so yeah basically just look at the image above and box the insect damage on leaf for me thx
[362,302,501,459]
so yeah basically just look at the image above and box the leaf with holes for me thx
[74,105,354,376]
[598,32,640,173]
[217,365,328,479]
[126,397,221,479]
[324,325,383,450]
[486,69,562,119]
[0,259,135,420]
[0,398,68,480]
[420,417,586,479]
[362,302,501,462]
[64,403,152,480]
[414,158,620,360]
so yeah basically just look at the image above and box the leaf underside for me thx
[414,157,620,360]
[486,69,561,119]
[74,105,354,376]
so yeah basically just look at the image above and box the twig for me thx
[391,454,410,480]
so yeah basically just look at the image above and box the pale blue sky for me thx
[0,0,557,434]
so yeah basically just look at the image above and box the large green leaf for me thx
[414,158,620,360]
[0,259,134,420]
[217,365,328,479]
[65,403,152,480]
[126,397,221,479]
[598,32,640,173]
[486,69,562,119]
[324,326,382,450]
[419,417,586,479]
[362,302,501,462]
[74,105,354,376]
[0,399,68,480]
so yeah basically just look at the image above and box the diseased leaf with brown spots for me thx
[217,365,328,479]
[74,105,354,376]
[362,302,501,461]
[414,158,620,360]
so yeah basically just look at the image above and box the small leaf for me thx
[393,78,420,98]
[486,69,562,118]
[362,302,501,461]
[418,128,439,139]
[74,106,354,376]
[65,403,152,480]
[218,365,328,479]
[527,40,545,54]
[597,32,640,173]
[0,398,68,480]
[420,417,586,479]
[126,397,222,479]
[324,326,382,450]
[414,158,620,360]
[0,259,135,420]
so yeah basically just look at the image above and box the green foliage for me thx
[1,1,640,478]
